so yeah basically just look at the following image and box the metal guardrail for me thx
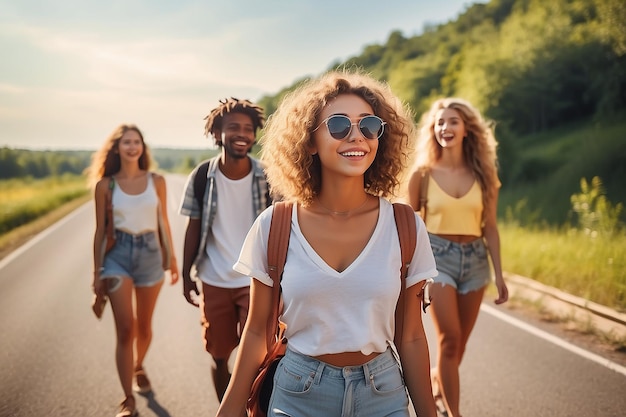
[504,272,626,339]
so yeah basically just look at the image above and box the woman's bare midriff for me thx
[314,351,381,367]
[435,233,481,244]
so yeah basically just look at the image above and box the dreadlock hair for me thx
[203,97,265,147]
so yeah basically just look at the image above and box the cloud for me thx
[0,0,481,149]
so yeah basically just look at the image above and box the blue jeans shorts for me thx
[100,230,164,292]
[429,233,491,294]
[268,347,410,417]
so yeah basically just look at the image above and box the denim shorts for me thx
[428,233,491,294]
[100,230,164,292]
[268,347,410,417]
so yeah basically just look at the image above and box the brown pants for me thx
[199,282,250,359]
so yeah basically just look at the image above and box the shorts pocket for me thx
[145,233,161,253]
[274,362,315,395]
[473,240,488,259]
[430,238,450,256]
[370,364,405,395]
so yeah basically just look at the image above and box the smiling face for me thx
[117,128,144,163]
[434,107,467,149]
[310,94,379,180]
[215,111,256,159]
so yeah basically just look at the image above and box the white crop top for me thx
[112,174,159,234]
[233,198,438,356]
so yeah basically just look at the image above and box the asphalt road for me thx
[0,174,624,417]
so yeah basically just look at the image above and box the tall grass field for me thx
[0,175,89,234]
[500,223,626,312]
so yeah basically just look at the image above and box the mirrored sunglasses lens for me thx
[359,116,383,139]
[327,116,352,139]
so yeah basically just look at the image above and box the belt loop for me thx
[313,361,325,385]
[363,363,372,387]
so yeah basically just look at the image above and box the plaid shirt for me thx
[179,156,271,273]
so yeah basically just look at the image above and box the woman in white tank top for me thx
[87,124,179,417]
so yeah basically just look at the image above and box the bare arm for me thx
[181,217,201,306]
[216,278,274,417]
[398,281,437,417]
[482,186,508,304]
[92,179,108,295]
[407,169,423,211]
[153,173,179,284]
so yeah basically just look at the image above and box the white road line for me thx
[481,304,626,377]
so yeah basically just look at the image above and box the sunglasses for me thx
[313,115,386,140]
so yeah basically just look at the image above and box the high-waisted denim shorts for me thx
[100,229,164,292]
[429,233,491,294]
[268,347,410,417]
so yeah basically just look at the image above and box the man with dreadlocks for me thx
[178,97,271,402]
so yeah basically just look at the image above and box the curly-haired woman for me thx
[216,71,438,417]
[407,98,509,417]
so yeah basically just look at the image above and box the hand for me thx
[494,276,508,305]
[169,259,180,285]
[182,275,200,307]
[92,275,106,298]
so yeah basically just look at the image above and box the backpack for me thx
[193,160,211,210]
[415,167,430,223]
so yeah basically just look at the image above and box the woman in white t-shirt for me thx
[87,124,179,417]
[216,71,438,417]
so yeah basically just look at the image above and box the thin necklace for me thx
[316,195,370,217]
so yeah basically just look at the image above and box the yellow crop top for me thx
[425,176,483,236]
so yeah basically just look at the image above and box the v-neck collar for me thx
[291,198,383,276]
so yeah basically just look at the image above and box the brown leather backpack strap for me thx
[392,203,417,347]
[265,201,293,350]
[418,167,430,224]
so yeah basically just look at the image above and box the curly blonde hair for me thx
[86,124,152,189]
[414,97,499,217]
[260,70,416,206]
[203,97,265,147]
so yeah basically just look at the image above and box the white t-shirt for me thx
[197,169,254,288]
[234,198,438,356]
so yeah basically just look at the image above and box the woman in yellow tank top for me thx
[407,98,509,417]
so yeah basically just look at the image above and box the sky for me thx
[0,0,482,150]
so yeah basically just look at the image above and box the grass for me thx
[0,175,91,259]
[500,222,626,312]
[0,193,91,260]
[0,175,89,235]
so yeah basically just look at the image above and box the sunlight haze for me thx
[0,0,482,150]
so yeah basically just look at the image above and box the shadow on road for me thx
[141,391,173,417]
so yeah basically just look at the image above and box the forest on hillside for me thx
[257,0,626,224]
[259,0,625,135]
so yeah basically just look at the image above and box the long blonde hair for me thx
[260,70,416,205]
[86,124,152,188]
[415,97,499,216]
